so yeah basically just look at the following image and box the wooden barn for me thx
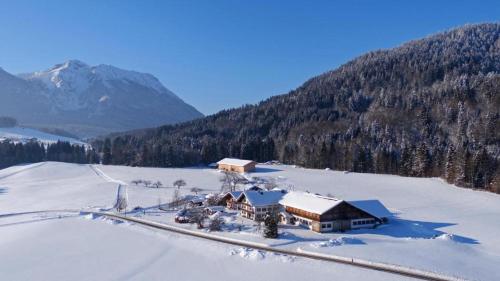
[279,191,390,232]
[217,158,256,173]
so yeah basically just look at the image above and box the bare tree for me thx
[143,180,152,188]
[131,179,143,186]
[208,215,224,231]
[171,189,181,208]
[264,178,278,191]
[190,211,206,229]
[173,179,186,189]
[190,187,202,194]
[219,171,247,193]
[205,194,220,206]
[152,180,163,188]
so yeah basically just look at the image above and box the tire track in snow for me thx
[88,165,126,185]
[0,162,47,181]
[0,209,468,281]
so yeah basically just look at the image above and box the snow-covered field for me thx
[1,162,499,280]
[0,127,86,145]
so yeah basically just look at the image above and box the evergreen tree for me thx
[102,138,112,165]
[444,145,456,183]
[413,143,430,177]
[263,212,278,238]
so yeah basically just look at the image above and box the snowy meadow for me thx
[0,162,499,281]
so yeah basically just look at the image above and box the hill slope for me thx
[0,126,86,146]
[100,23,500,192]
[0,60,203,137]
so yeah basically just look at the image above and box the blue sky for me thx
[0,1,498,115]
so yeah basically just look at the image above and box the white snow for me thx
[21,60,173,96]
[279,191,343,214]
[217,158,255,166]
[242,190,285,206]
[1,162,499,280]
[347,199,392,219]
[0,126,86,146]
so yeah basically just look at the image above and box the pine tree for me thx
[263,212,278,238]
[102,138,112,165]
[444,145,456,183]
[399,146,413,176]
[455,147,471,187]
[413,143,430,177]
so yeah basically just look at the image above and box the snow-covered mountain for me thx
[0,126,87,146]
[0,60,203,137]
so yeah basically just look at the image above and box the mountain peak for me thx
[21,60,174,97]
[52,59,89,71]
[2,60,203,137]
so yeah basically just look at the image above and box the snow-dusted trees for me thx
[0,140,90,169]
[95,24,500,193]
[263,212,278,238]
[102,138,112,165]
[208,215,224,231]
[413,143,430,177]
[444,145,456,183]
[219,171,246,193]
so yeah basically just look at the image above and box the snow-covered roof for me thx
[217,158,255,167]
[207,205,225,210]
[279,191,343,215]
[239,190,285,207]
[232,191,243,199]
[347,200,392,219]
[245,185,263,191]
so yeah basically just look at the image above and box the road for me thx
[0,209,467,281]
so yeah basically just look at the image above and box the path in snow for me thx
[0,162,47,180]
[0,210,466,281]
[89,165,127,185]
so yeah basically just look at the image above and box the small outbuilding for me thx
[217,158,256,173]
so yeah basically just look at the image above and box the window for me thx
[256,208,261,212]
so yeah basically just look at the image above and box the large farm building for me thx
[217,158,256,173]
[279,191,390,233]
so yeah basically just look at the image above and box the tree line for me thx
[0,140,98,169]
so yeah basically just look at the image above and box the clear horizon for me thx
[1,0,498,115]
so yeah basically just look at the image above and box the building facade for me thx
[217,158,256,173]
[219,191,243,210]
[236,190,285,221]
[279,192,388,233]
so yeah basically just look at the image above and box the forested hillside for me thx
[97,24,500,192]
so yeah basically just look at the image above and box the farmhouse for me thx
[217,158,256,173]
[236,190,286,221]
[219,191,243,210]
[279,191,390,232]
